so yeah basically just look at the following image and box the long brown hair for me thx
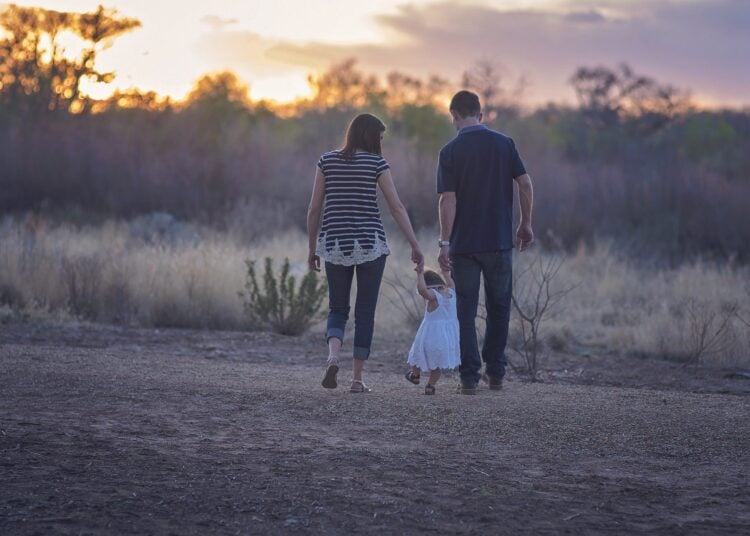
[340,113,385,158]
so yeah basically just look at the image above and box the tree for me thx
[570,63,690,130]
[385,71,451,110]
[461,59,526,123]
[95,88,172,112]
[0,4,140,114]
[306,58,385,111]
[183,71,252,115]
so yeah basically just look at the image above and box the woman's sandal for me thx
[322,363,339,389]
[404,370,420,385]
[350,379,372,393]
[424,384,436,395]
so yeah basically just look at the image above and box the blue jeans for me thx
[324,255,387,359]
[451,250,513,386]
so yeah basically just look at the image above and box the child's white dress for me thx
[407,288,460,371]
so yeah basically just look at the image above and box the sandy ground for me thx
[1,322,749,535]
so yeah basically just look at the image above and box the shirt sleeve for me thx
[376,157,390,177]
[510,139,527,178]
[316,155,325,172]
[436,147,455,193]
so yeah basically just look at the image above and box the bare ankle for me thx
[428,370,442,385]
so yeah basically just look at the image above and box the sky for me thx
[5,0,750,107]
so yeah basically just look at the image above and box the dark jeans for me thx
[451,250,513,386]
[324,255,387,360]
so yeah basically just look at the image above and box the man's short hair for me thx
[450,90,481,118]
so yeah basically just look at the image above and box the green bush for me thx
[240,257,327,335]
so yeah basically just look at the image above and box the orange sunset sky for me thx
[7,0,750,107]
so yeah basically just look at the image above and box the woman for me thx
[307,113,423,393]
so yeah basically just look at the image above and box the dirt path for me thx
[1,323,749,535]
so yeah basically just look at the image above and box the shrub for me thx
[240,257,327,335]
[382,269,424,332]
[679,298,739,365]
[510,253,576,380]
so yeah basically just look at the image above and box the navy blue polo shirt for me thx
[437,124,527,254]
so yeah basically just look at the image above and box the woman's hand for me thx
[308,251,321,272]
[411,246,424,272]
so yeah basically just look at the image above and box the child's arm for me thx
[441,268,455,290]
[416,267,438,305]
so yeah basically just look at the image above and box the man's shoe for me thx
[481,373,503,390]
[456,382,477,395]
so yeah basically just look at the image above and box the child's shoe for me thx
[405,370,420,385]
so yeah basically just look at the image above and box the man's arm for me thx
[514,173,534,251]
[438,192,456,270]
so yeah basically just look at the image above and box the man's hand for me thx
[516,222,534,252]
[308,251,321,272]
[438,245,451,271]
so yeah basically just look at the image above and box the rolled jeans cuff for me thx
[326,328,344,344]
[353,346,370,360]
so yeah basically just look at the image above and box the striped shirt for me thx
[316,150,391,266]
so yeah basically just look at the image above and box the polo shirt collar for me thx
[458,124,488,135]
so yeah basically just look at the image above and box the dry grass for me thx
[1,218,748,366]
[0,219,308,330]
[546,242,750,366]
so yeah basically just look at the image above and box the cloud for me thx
[200,15,239,32]
[564,10,607,24]
[193,0,750,106]
[194,30,299,78]
[264,0,750,106]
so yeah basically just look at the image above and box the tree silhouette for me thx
[385,71,450,110]
[184,71,252,114]
[570,63,690,130]
[461,60,526,123]
[306,59,384,111]
[0,4,140,114]
[96,88,171,112]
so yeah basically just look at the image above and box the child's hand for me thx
[415,264,424,274]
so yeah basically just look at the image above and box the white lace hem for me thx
[317,235,390,266]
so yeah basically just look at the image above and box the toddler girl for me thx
[404,266,460,394]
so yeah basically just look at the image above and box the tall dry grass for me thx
[0,218,309,330]
[1,218,748,366]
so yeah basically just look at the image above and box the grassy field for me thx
[1,217,748,367]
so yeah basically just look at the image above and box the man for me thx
[437,90,534,395]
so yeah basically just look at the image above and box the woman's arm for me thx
[377,169,424,270]
[306,167,326,271]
